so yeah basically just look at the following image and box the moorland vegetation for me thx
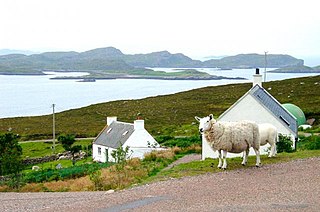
[0,75,319,192]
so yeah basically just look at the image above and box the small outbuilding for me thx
[202,69,302,160]
[93,117,160,162]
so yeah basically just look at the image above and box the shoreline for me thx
[50,75,247,81]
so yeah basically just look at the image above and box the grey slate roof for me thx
[93,121,134,148]
[250,84,297,134]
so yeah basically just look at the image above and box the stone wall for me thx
[22,151,87,165]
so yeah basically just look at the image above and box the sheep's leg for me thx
[221,151,228,170]
[269,143,276,157]
[254,148,261,167]
[217,150,223,168]
[241,149,249,166]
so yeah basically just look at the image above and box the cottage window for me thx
[122,131,128,136]
[98,147,101,155]
[107,128,112,134]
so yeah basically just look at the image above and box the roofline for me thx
[218,84,297,136]
[218,88,252,120]
[253,85,297,136]
[93,124,108,144]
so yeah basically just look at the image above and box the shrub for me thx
[298,135,320,150]
[23,162,111,183]
[89,170,103,191]
[277,134,294,153]
[161,136,201,148]
[155,135,174,144]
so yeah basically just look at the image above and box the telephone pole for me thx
[52,104,56,154]
[264,51,268,82]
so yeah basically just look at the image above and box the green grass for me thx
[23,158,94,174]
[22,161,112,183]
[20,139,93,158]
[0,75,319,140]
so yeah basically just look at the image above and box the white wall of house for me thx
[219,94,295,136]
[92,144,116,163]
[93,119,161,162]
[202,94,296,160]
[123,120,160,159]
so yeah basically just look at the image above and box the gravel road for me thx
[1,157,319,212]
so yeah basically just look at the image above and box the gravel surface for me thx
[163,154,201,170]
[0,157,319,212]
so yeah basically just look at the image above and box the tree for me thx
[111,145,131,164]
[58,134,82,165]
[0,132,23,176]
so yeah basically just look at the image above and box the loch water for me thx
[0,68,318,118]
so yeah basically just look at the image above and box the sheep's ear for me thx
[195,116,201,122]
[209,114,214,120]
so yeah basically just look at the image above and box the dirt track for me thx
[0,157,319,212]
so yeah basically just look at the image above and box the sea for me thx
[0,68,318,118]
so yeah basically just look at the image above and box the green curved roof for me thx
[282,103,306,126]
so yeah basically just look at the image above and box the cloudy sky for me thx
[1,0,319,65]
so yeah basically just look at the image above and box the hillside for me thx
[270,65,320,73]
[0,75,319,140]
[0,47,307,76]
[124,51,202,68]
[202,53,304,68]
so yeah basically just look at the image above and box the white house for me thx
[93,117,161,162]
[202,69,299,160]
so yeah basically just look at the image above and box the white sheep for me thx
[195,114,261,169]
[32,166,40,171]
[258,123,278,157]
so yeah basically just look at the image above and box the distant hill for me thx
[202,53,304,68]
[124,51,202,68]
[0,47,310,75]
[270,65,320,73]
[313,65,320,71]
[0,49,38,56]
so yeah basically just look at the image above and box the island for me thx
[50,68,246,81]
[0,47,314,79]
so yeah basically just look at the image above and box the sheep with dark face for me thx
[195,114,261,169]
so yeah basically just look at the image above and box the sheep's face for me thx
[195,114,216,133]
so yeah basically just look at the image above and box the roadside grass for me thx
[145,150,320,183]
[1,147,319,192]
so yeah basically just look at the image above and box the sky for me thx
[1,0,319,66]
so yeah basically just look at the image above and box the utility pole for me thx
[264,51,268,82]
[52,104,56,154]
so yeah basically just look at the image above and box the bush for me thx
[298,135,320,150]
[155,135,174,144]
[89,170,103,191]
[23,162,111,183]
[277,134,294,153]
[161,136,201,148]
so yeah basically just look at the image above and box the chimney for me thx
[107,116,117,125]
[134,119,144,130]
[253,68,262,87]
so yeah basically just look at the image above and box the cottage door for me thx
[105,148,109,162]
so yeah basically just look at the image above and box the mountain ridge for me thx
[0,47,316,75]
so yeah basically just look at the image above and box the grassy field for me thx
[0,75,319,140]
[20,139,93,158]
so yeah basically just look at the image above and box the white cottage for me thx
[93,117,160,162]
[202,69,298,160]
